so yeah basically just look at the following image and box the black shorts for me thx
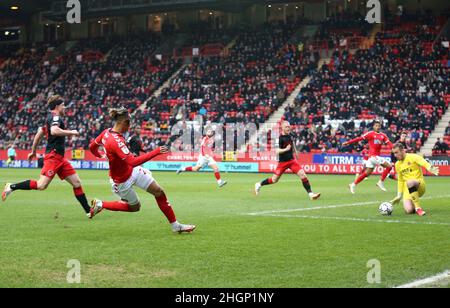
[8,156,15,161]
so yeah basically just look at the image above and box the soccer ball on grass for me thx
[379,202,394,216]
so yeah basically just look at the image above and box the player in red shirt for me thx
[343,121,393,194]
[176,129,227,188]
[255,121,321,200]
[88,107,195,234]
[2,95,92,217]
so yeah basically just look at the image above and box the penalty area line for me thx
[395,271,450,288]
[245,194,450,216]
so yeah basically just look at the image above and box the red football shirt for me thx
[201,136,214,156]
[94,129,134,184]
[348,131,392,157]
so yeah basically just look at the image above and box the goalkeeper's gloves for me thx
[390,193,402,205]
[428,166,439,176]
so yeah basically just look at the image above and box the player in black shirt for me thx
[2,95,92,217]
[127,127,145,157]
[389,131,409,180]
[255,121,321,200]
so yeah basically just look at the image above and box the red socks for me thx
[101,193,177,223]
[155,193,177,223]
[102,201,132,212]
[261,178,273,186]
[381,166,392,181]
[30,180,38,190]
[73,187,84,196]
[214,172,221,181]
[354,172,368,185]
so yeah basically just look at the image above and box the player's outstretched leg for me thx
[297,170,320,201]
[65,174,92,217]
[388,173,398,180]
[377,163,392,192]
[89,199,137,218]
[255,176,278,195]
[388,165,398,180]
[211,164,227,188]
[147,181,196,233]
[349,168,374,194]
[2,175,52,202]
[177,166,198,174]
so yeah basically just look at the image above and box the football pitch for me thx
[0,169,449,288]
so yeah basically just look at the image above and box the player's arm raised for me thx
[28,127,45,161]
[342,136,364,147]
[124,146,169,167]
[415,154,439,176]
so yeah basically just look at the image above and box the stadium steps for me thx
[244,76,312,151]
[224,35,239,51]
[421,109,450,156]
[136,64,187,113]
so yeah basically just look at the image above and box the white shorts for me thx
[196,155,216,168]
[365,156,387,169]
[110,166,154,206]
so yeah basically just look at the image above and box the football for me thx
[379,202,394,216]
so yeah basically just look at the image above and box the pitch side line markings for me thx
[252,213,450,227]
[395,271,450,288]
[245,194,450,216]
[246,201,377,215]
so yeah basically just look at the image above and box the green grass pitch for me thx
[0,169,449,288]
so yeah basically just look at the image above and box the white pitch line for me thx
[254,213,450,227]
[246,201,377,215]
[245,194,450,216]
[396,271,450,288]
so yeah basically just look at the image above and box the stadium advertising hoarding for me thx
[1,151,450,175]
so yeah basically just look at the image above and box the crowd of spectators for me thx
[140,22,318,145]
[0,42,66,150]
[1,14,449,157]
[0,33,183,150]
[286,14,449,154]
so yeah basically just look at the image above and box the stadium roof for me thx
[0,0,307,22]
[0,0,53,21]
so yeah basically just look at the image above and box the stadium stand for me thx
[0,14,448,155]
[286,13,449,154]
[141,22,318,145]
[0,34,183,150]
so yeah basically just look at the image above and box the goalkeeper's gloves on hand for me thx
[390,193,402,205]
[429,166,439,176]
